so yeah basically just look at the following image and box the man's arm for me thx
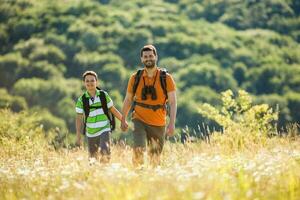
[121,92,133,131]
[167,90,177,136]
[76,113,83,146]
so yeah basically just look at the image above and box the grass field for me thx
[1,137,300,200]
[0,107,299,200]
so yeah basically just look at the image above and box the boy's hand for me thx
[76,136,83,148]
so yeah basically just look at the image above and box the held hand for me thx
[166,123,175,136]
[121,120,129,132]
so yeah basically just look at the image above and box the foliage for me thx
[254,94,291,128]
[177,63,237,92]
[0,52,29,88]
[177,86,221,134]
[244,65,300,95]
[199,90,278,149]
[0,0,299,137]
[0,89,27,112]
[0,109,48,158]
[286,92,300,124]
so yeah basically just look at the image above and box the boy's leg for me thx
[99,131,111,163]
[146,125,166,167]
[132,119,147,167]
[87,135,101,159]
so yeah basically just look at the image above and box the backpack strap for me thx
[132,69,144,96]
[81,93,90,135]
[99,90,115,131]
[159,68,168,100]
[82,91,102,118]
[82,90,114,135]
[133,68,168,99]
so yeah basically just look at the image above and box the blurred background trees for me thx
[0,0,299,140]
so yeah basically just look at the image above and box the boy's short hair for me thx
[140,44,157,57]
[82,70,98,81]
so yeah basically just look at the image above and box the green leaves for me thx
[0,89,27,112]
[177,63,238,92]
[199,90,279,149]
[0,0,300,136]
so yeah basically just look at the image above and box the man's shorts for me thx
[132,119,166,155]
[87,131,111,157]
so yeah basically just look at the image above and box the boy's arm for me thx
[110,106,122,121]
[76,113,83,146]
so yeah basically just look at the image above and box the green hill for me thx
[0,0,299,138]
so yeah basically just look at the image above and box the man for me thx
[121,44,177,167]
[75,70,124,163]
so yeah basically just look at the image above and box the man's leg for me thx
[87,135,101,159]
[99,131,111,164]
[132,119,147,167]
[146,125,165,167]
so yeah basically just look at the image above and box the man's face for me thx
[141,50,157,69]
[84,75,97,91]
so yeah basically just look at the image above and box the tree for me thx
[0,88,27,112]
[12,78,67,108]
[117,29,152,68]
[177,86,222,136]
[286,92,300,123]
[244,65,300,95]
[177,63,237,92]
[0,53,29,89]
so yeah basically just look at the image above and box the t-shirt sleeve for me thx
[166,74,176,92]
[75,96,83,114]
[126,74,136,94]
[105,91,113,109]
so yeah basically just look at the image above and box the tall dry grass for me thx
[0,105,299,200]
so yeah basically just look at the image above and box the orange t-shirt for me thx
[127,68,176,126]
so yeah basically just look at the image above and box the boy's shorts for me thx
[87,131,111,157]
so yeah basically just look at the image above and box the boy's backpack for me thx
[81,87,115,135]
[132,68,168,100]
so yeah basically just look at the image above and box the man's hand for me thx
[121,120,129,132]
[120,92,132,132]
[166,122,175,136]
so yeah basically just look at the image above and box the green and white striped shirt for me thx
[75,90,113,137]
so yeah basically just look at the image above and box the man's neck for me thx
[87,89,96,97]
[144,66,157,77]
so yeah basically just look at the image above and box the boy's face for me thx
[84,75,97,91]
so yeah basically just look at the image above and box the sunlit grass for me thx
[0,108,299,200]
[1,138,300,200]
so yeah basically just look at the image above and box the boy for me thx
[75,70,127,163]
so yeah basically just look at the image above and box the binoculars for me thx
[141,86,157,100]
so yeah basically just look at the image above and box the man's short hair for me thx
[82,70,98,81]
[140,44,157,57]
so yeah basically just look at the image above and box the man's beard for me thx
[144,60,156,68]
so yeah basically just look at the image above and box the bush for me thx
[0,109,49,158]
[199,90,278,150]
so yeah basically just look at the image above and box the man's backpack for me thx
[132,68,168,100]
[81,88,115,135]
